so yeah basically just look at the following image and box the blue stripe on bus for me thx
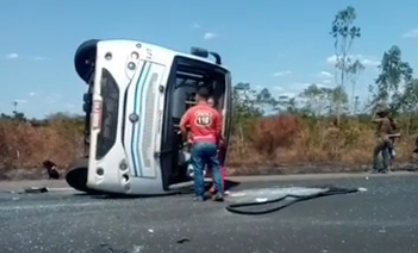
[130,61,152,177]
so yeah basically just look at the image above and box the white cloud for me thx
[360,58,380,67]
[326,54,380,68]
[203,32,218,40]
[317,71,333,78]
[29,92,37,96]
[273,86,284,91]
[321,79,332,84]
[192,23,200,29]
[66,103,75,108]
[6,53,18,59]
[273,70,292,77]
[403,29,418,38]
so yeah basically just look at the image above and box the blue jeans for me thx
[191,143,223,197]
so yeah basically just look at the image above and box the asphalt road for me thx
[0,174,417,253]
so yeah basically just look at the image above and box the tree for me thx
[255,88,277,114]
[231,82,261,122]
[298,84,349,116]
[399,79,418,114]
[276,95,299,115]
[298,84,330,116]
[329,6,364,121]
[231,83,261,153]
[369,45,414,114]
[328,85,349,115]
[347,60,365,113]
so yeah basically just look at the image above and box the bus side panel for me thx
[124,60,147,178]
[140,63,167,178]
[124,60,167,179]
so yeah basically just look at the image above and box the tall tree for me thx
[346,60,365,113]
[369,45,414,114]
[255,88,278,114]
[329,6,364,120]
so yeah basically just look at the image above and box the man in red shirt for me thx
[180,86,224,201]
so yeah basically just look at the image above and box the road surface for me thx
[0,173,417,253]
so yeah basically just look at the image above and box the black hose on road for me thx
[225,186,364,215]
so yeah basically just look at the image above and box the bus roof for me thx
[74,39,230,81]
[131,40,230,72]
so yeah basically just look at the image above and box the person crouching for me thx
[42,160,60,180]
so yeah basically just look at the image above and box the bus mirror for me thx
[209,52,222,65]
[190,47,222,65]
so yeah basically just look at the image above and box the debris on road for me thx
[177,238,190,244]
[24,187,49,194]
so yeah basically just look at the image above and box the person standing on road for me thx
[180,86,224,202]
[371,108,395,174]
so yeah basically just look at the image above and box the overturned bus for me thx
[67,39,232,195]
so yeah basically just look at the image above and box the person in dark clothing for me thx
[42,160,60,180]
[371,108,394,174]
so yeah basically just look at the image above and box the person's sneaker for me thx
[213,193,224,202]
[194,195,206,202]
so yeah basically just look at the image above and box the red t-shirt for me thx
[180,103,222,145]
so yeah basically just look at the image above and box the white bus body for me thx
[71,39,232,195]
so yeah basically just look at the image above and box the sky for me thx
[1,0,418,118]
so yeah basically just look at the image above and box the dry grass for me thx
[228,115,417,173]
[0,119,84,176]
[0,115,416,178]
